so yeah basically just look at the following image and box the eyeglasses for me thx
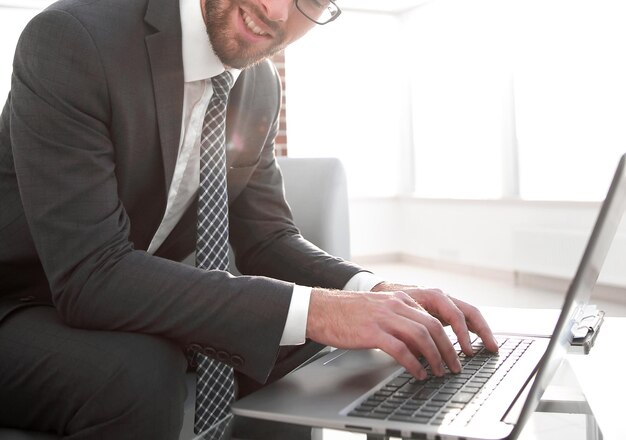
[295,0,341,25]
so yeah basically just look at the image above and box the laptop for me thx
[232,153,626,440]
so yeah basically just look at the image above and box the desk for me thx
[197,308,625,440]
[482,307,625,440]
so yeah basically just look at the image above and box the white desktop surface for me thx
[319,307,625,440]
[565,318,625,440]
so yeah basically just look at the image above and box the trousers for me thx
[0,306,189,439]
[0,306,324,439]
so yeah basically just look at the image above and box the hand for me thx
[306,288,467,379]
[372,282,499,356]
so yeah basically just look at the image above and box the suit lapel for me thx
[145,0,184,194]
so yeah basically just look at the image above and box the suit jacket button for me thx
[231,355,244,368]
[186,343,203,355]
[19,296,35,302]
[217,350,229,362]
[185,343,203,368]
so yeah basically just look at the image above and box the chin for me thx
[215,44,283,69]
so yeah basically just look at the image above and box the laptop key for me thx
[416,388,436,400]
[463,386,481,393]
[348,409,371,417]
[442,384,462,392]
[381,402,398,409]
[374,390,393,397]
[425,401,445,409]
[387,377,411,388]
[400,383,425,393]
[452,392,475,404]
[469,377,488,385]
[432,392,454,402]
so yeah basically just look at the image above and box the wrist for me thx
[306,288,330,341]
[306,288,365,342]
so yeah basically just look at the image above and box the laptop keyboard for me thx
[347,336,533,427]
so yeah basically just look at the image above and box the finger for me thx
[449,297,499,352]
[423,292,474,356]
[387,295,460,375]
[387,314,447,376]
[377,333,428,380]
[420,314,462,374]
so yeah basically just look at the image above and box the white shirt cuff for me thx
[279,284,312,346]
[342,271,385,292]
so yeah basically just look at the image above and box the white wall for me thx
[350,197,626,287]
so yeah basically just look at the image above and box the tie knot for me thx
[211,71,233,102]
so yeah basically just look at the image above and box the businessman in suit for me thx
[0,0,498,438]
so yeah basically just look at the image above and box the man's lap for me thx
[0,306,188,439]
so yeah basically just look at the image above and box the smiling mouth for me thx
[241,10,269,37]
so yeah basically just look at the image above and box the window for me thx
[404,0,511,199]
[403,0,626,201]
[288,0,626,201]
[513,0,626,201]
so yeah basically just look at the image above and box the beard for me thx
[204,0,287,69]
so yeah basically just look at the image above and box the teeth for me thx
[242,11,268,36]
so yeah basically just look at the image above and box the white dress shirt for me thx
[147,0,382,346]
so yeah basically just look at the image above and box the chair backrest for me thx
[276,156,351,260]
[228,156,351,275]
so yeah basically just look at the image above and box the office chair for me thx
[0,157,351,440]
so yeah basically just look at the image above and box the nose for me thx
[259,0,292,22]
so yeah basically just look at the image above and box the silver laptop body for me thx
[233,154,626,440]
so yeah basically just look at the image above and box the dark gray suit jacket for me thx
[0,0,363,384]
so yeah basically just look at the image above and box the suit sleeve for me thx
[10,9,290,383]
[228,63,365,289]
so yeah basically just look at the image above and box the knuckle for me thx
[387,295,409,312]
[464,302,480,315]
[387,335,400,348]
[473,322,488,334]
[384,338,407,358]
[423,314,444,332]
[414,324,430,339]
[450,308,466,324]
[392,291,411,302]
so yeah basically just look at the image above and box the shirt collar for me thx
[180,0,241,83]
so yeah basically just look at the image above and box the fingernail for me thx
[418,371,428,380]
[455,359,462,373]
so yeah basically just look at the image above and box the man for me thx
[0,0,498,438]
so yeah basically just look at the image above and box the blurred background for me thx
[2,0,625,314]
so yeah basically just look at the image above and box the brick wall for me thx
[271,51,288,156]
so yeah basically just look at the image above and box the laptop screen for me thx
[511,153,626,435]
